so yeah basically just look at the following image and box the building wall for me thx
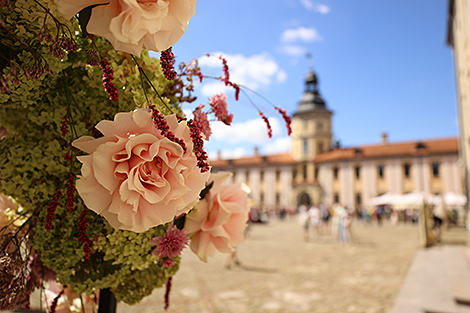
[317,154,461,208]
[211,163,293,210]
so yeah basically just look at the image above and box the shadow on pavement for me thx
[234,264,278,273]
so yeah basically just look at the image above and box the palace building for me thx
[210,69,463,210]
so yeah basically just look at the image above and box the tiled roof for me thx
[314,137,459,163]
[210,153,296,168]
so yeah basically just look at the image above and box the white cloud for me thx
[281,44,307,57]
[208,147,249,160]
[264,137,292,154]
[281,27,321,43]
[198,53,287,97]
[299,0,330,14]
[315,4,330,14]
[200,81,228,98]
[210,118,282,144]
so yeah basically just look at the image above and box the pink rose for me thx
[72,109,209,233]
[56,0,197,55]
[184,172,250,262]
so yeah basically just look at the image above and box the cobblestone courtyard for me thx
[118,218,468,313]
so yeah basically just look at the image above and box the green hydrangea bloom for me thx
[1,0,183,304]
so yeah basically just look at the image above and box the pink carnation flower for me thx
[56,0,196,55]
[193,104,212,140]
[72,109,209,233]
[184,172,250,262]
[209,93,233,125]
[150,225,189,259]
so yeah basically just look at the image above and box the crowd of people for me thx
[298,204,354,243]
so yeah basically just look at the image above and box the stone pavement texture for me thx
[116,218,470,313]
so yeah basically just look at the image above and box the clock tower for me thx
[291,69,333,207]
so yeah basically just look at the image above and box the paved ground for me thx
[117,218,469,313]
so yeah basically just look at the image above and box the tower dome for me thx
[295,69,327,115]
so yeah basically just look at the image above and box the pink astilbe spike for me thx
[45,190,62,231]
[65,172,75,212]
[274,106,292,136]
[148,103,187,153]
[176,115,210,173]
[160,47,177,81]
[78,208,93,259]
[99,59,119,101]
[259,111,272,138]
[164,276,172,310]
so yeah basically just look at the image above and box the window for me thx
[275,170,281,182]
[355,166,360,179]
[303,164,308,180]
[378,164,385,178]
[293,169,297,180]
[303,139,309,154]
[246,170,250,182]
[276,193,280,205]
[260,193,264,204]
[318,142,324,154]
[403,163,411,178]
[260,170,264,182]
[317,122,323,131]
[432,162,440,177]
[356,193,362,205]
[334,193,340,203]
[314,167,319,180]
[333,167,339,180]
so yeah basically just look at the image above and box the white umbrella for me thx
[392,191,439,210]
[443,191,467,207]
[368,192,401,206]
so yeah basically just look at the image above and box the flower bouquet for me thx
[0,0,291,311]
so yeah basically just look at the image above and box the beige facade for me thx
[316,138,462,208]
[448,0,470,211]
[210,154,296,210]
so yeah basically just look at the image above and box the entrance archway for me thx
[298,192,311,208]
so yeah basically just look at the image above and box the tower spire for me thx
[306,52,314,70]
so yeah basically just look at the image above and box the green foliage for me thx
[0,0,181,304]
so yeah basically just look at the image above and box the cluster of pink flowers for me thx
[193,104,212,139]
[150,225,189,268]
[209,93,233,125]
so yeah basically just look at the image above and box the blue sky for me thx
[156,0,458,159]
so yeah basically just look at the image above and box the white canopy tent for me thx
[443,191,467,207]
[367,192,401,206]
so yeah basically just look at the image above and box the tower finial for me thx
[306,52,314,69]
